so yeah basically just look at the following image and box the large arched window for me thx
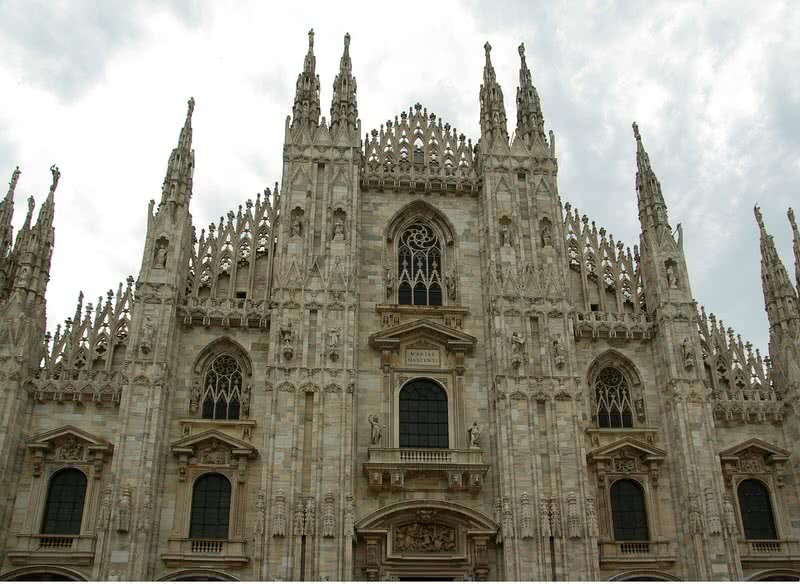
[201,354,243,420]
[595,367,634,428]
[397,222,443,306]
[738,479,777,540]
[399,380,448,448]
[41,469,87,535]
[610,479,649,541]
[190,473,231,539]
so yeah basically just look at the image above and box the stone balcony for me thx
[161,538,248,567]
[737,539,800,566]
[7,534,96,566]
[598,540,676,567]
[364,447,489,491]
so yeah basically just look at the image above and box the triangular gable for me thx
[170,429,257,458]
[27,425,113,454]
[719,438,790,463]
[587,437,666,464]
[369,318,476,353]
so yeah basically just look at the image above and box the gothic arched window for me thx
[738,479,777,540]
[41,469,87,535]
[610,479,649,541]
[399,380,448,448]
[397,222,443,306]
[201,354,243,420]
[190,473,231,539]
[595,367,634,428]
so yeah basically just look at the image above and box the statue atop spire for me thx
[754,205,798,335]
[515,42,547,150]
[160,98,196,208]
[633,122,669,232]
[789,207,800,292]
[292,29,321,129]
[330,32,358,132]
[479,41,508,145]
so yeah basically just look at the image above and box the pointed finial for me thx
[484,41,492,63]
[187,97,195,119]
[308,28,314,50]
[518,42,525,58]
[632,122,641,142]
[49,164,60,193]
[789,207,796,229]
[344,32,350,49]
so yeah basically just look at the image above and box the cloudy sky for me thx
[0,0,798,354]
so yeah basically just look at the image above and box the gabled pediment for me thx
[170,429,257,459]
[588,437,666,464]
[369,318,476,353]
[27,425,113,454]
[719,438,790,463]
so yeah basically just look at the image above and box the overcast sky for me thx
[0,0,798,354]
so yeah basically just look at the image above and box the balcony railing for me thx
[161,538,248,567]
[364,447,489,491]
[737,539,800,562]
[598,540,675,565]
[7,534,96,566]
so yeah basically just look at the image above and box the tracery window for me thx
[201,354,243,420]
[41,469,87,535]
[189,473,231,539]
[738,479,777,540]
[399,380,448,448]
[397,222,443,306]
[610,479,649,541]
[595,367,634,428]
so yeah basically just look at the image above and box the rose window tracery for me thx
[397,222,443,306]
[202,354,243,420]
[594,367,634,428]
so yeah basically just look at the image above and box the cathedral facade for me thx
[0,32,799,581]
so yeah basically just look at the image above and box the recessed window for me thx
[399,380,448,448]
[398,222,443,307]
[738,479,777,540]
[190,473,231,540]
[594,367,634,428]
[201,354,243,420]
[611,479,648,541]
[41,468,87,535]
[235,291,246,299]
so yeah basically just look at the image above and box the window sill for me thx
[178,418,256,442]
[737,539,800,563]
[364,447,489,491]
[161,538,249,568]
[598,539,675,567]
[7,534,96,566]
[586,427,659,447]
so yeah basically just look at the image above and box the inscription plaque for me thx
[406,349,440,367]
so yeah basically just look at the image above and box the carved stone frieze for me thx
[393,522,456,553]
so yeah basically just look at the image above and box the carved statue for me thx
[328,327,340,349]
[343,494,355,539]
[567,492,581,539]
[140,315,154,354]
[666,263,678,289]
[116,487,131,533]
[705,486,721,535]
[541,221,553,247]
[97,486,112,532]
[688,491,703,534]
[290,219,302,238]
[281,323,294,360]
[155,241,168,268]
[552,334,566,369]
[332,220,345,241]
[304,496,316,536]
[322,492,336,538]
[511,331,525,354]
[585,496,598,537]
[445,268,457,301]
[272,490,287,537]
[254,489,266,537]
[500,222,512,247]
[467,421,481,448]
[189,381,201,413]
[723,493,738,535]
[293,500,305,536]
[240,384,251,418]
[519,492,534,539]
[368,414,382,446]
[384,266,394,300]
[681,337,695,369]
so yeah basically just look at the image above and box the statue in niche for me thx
[540,219,553,247]
[15,266,28,288]
[368,414,382,446]
[468,421,481,448]
[155,240,168,268]
[241,384,251,418]
[666,261,679,289]
[332,220,345,241]
[384,266,395,301]
[511,330,525,354]
[552,334,566,369]
[681,337,695,369]
[500,221,513,247]
[139,315,154,354]
[445,268,457,301]
[281,323,295,360]
[290,217,303,238]
[328,327,340,349]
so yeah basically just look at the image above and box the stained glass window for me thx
[595,367,634,428]
[201,354,243,420]
[397,223,442,306]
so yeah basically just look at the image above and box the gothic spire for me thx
[35,164,59,236]
[0,166,20,258]
[633,122,670,232]
[515,43,547,149]
[330,32,358,132]
[479,42,508,145]
[160,97,195,207]
[292,29,321,129]
[789,207,800,293]
[754,205,799,332]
